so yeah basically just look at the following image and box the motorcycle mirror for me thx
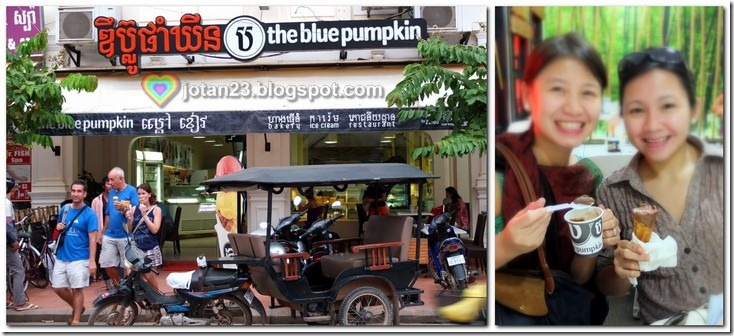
[331,200,342,209]
[293,196,303,207]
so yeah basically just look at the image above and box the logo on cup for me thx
[564,207,603,256]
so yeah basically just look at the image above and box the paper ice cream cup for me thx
[564,206,604,257]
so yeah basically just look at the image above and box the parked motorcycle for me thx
[272,209,310,253]
[423,206,475,290]
[88,249,265,326]
[296,212,344,263]
[271,201,344,264]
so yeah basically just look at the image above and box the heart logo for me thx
[141,73,180,108]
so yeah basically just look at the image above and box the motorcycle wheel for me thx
[449,264,468,290]
[338,286,393,325]
[427,258,441,283]
[88,300,139,325]
[197,294,253,326]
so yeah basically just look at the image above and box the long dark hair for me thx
[445,186,461,204]
[137,183,157,205]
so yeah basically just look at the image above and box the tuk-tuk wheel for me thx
[338,286,394,325]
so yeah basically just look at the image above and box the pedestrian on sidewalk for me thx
[99,167,139,286]
[125,183,163,291]
[91,176,112,287]
[6,177,39,311]
[52,179,98,325]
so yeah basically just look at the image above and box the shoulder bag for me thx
[124,207,155,269]
[495,143,554,317]
[495,143,594,325]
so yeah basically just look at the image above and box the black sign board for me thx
[40,108,457,136]
[94,14,427,75]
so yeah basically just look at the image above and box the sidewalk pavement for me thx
[6,268,486,325]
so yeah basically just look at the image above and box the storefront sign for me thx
[94,13,427,75]
[41,108,457,136]
[6,6,43,56]
[6,143,32,201]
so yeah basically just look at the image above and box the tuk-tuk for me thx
[201,163,437,325]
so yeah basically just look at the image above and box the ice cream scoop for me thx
[573,195,595,206]
[632,202,658,243]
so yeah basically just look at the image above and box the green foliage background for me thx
[542,6,725,140]
[6,30,98,148]
[387,37,488,159]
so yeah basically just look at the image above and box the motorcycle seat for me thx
[188,268,238,290]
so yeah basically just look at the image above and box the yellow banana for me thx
[438,284,487,323]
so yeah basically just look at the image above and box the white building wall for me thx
[30,6,488,237]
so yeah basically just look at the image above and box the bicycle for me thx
[15,213,53,289]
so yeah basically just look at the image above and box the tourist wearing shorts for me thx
[99,167,139,285]
[52,179,98,325]
[126,183,164,291]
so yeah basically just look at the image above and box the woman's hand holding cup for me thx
[600,206,621,248]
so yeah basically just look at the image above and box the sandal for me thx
[6,302,14,309]
[15,303,39,311]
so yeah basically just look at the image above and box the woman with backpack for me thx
[125,183,163,291]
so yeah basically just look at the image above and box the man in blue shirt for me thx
[99,167,139,285]
[52,179,97,325]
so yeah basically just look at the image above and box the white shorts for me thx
[100,237,129,268]
[52,260,90,289]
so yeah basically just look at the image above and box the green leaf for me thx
[6,30,97,148]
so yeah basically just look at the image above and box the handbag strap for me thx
[61,205,87,235]
[135,205,157,232]
[496,142,555,294]
[128,205,155,244]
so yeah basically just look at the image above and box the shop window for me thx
[290,132,435,220]
[131,135,244,200]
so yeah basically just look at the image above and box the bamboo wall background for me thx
[541,6,725,140]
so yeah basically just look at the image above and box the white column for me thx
[245,133,291,232]
[29,136,76,207]
[246,190,289,233]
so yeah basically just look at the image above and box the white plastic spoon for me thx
[545,203,591,213]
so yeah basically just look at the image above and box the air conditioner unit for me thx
[414,6,486,32]
[414,6,458,31]
[56,6,121,44]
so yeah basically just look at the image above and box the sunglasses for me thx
[618,47,691,82]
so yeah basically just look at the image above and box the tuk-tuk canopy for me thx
[201,163,438,193]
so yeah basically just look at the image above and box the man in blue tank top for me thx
[99,167,139,285]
